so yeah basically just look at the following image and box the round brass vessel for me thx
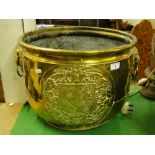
[17,26,137,130]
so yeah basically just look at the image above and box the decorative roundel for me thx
[42,65,114,126]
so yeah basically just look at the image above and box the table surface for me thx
[10,86,155,135]
[0,103,23,134]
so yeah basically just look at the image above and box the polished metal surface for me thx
[17,26,137,130]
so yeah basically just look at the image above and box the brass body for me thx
[17,26,137,130]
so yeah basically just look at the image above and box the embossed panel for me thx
[41,65,115,127]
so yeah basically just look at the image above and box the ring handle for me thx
[16,47,23,77]
[130,47,140,80]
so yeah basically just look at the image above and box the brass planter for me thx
[17,26,137,130]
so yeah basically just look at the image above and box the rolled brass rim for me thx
[18,26,137,57]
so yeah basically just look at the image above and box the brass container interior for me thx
[18,26,137,130]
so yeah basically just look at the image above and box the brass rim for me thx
[18,26,137,56]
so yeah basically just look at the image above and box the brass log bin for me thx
[16,26,137,130]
